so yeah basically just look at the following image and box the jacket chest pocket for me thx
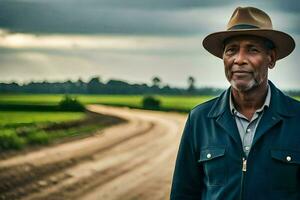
[269,149,300,190]
[198,147,227,186]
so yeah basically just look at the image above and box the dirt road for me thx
[0,105,187,200]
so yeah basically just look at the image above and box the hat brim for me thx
[202,29,295,60]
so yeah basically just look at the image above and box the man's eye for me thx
[249,47,259,53]
[225,48,236,54]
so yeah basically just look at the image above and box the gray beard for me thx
[230,78,257,92]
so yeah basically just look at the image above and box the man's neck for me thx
[231,82,269,120]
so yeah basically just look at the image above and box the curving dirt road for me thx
[0,105,187,200]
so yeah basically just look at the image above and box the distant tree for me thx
[142,96,161,110]
[59,95,85,111]
[87,76,102,94]
[88,76,101,84]
[62,80,75,93]
[75,78,87,93]
[0,77,228,96]
[152,76,161,88]
[106,80,130,94]
[187,76,196,94]
[76,78,85,86]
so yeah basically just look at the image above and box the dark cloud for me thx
[1,0,230,10]
[81,0,230,10]
[0,0,229,35]
[271,0,300,13]
[0,0,299,35]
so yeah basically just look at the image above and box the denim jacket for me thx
[170,81,300,200]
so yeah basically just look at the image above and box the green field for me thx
[0,95,107,151]
[1,93,299,111]
[1,93,299,151]
[0,111,85,127]
[0,109,105,150]
[0,94,214,150]
[0,94,214,111]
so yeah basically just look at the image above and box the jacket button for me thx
[207,153,212,159]
[286,156,292,162]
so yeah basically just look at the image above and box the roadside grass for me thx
[0,96,119,151]
[0,111,105,150]
[0,111,118,152]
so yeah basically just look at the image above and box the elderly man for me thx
[170,6,300,200]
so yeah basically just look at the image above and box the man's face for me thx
[223,35,275,92]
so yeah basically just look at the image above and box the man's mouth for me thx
[232,71,252,75]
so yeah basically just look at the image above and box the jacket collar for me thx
[207,80,295,118]
[207,87,230,118]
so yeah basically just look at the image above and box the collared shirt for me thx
[229,85,271,157]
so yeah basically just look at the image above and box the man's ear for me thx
[268,49,276,69]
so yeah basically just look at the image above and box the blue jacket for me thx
[170,81,300,200]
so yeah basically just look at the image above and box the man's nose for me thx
[234,49,247,65]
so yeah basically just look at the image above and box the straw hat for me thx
[202,7,295,60]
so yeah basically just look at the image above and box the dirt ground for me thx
[0,105,186,200]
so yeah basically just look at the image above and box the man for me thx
[170,6,300,200]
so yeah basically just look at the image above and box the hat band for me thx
[228,24,259,30]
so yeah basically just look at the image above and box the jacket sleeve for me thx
[170,113,203,200]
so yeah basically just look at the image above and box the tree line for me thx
[1,76,299,96]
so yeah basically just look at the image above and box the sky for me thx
[0,0,299,89]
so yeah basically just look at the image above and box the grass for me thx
[0,94,214,111]
[0,111,93,150]
[0,123,105,150]
[0,111,85,127]
[0,94,214,151]
[0,94,63,105]
[2,94,299,109]
[1,93,299,151]
[158,95,213,110]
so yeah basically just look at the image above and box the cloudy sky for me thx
[0,0,299,89]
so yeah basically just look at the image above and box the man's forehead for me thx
[224,35,267,46]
